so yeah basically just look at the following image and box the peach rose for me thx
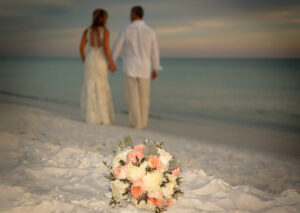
[113,166,126,179]
[148,155,162,170]
[171,167,180,177]
[127,150,144,163]
[134,144,145,152]
[131,179,145,199]
[167,197,176,207]
[148,191,164,208]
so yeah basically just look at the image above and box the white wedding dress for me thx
[80,27,114,125]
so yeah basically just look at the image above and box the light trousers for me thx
[124,74,151,129]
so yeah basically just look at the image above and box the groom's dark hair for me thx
[131,6,144,18]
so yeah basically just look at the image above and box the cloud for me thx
[0,27,83,43]
[261,10,291,19]
[0,27,84,57]
[289,19,300,23]
[194,20,227,28]
[2,0,73,6]
[155,20,227,35]
[155,27,188,35]
[1,0,300,57]
[256,8,300,22]
[0,10,32,18]
[247,3,300,25]
[158,27,300,58]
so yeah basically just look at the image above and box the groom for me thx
[113,6,162,129]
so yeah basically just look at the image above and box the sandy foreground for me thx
[0,102,299,212]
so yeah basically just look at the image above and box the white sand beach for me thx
[0,101,300,212]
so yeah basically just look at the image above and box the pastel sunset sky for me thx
[0,0,300,58]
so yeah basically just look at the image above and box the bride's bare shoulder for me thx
[82,28,89,35]
[103,27,110,37]
[103,27,109,33]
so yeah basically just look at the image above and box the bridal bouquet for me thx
[104,136,183,212]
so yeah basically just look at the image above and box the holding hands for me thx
[152,70,158,80]
[109,63,116,73]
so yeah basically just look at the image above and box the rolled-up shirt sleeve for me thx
[151,33,162,71]
[112,30,125,62]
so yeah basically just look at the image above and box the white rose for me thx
[158,148,172,170]
[126,162,147,182]
[162,174,177,198]
[133,199,156,211]
[110,180,129,202]
[162,182,176,198]
[114,166,127,180]
[142,171,163,193]
[111,149,132,171]
[166,173,177,183]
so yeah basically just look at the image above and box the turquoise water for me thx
[0,58,300,133]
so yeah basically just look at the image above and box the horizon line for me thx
[0,56,299,60]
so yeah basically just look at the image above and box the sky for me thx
[0,0,300,58]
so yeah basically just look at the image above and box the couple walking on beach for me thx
[80,6,162,129]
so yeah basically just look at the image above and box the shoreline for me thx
[1,92,300,159]
[1,56,300,60]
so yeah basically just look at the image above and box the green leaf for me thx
[168,159,179,172]
[144,141,158,157]
[119,160,126,166]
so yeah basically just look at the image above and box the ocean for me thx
[0,57,300,152]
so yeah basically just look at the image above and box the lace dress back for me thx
[80,27,115,124]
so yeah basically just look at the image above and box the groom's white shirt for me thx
[112,20,162,79]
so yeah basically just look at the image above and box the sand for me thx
[0,102,300,212]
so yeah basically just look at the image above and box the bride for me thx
[80,9,116,125]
